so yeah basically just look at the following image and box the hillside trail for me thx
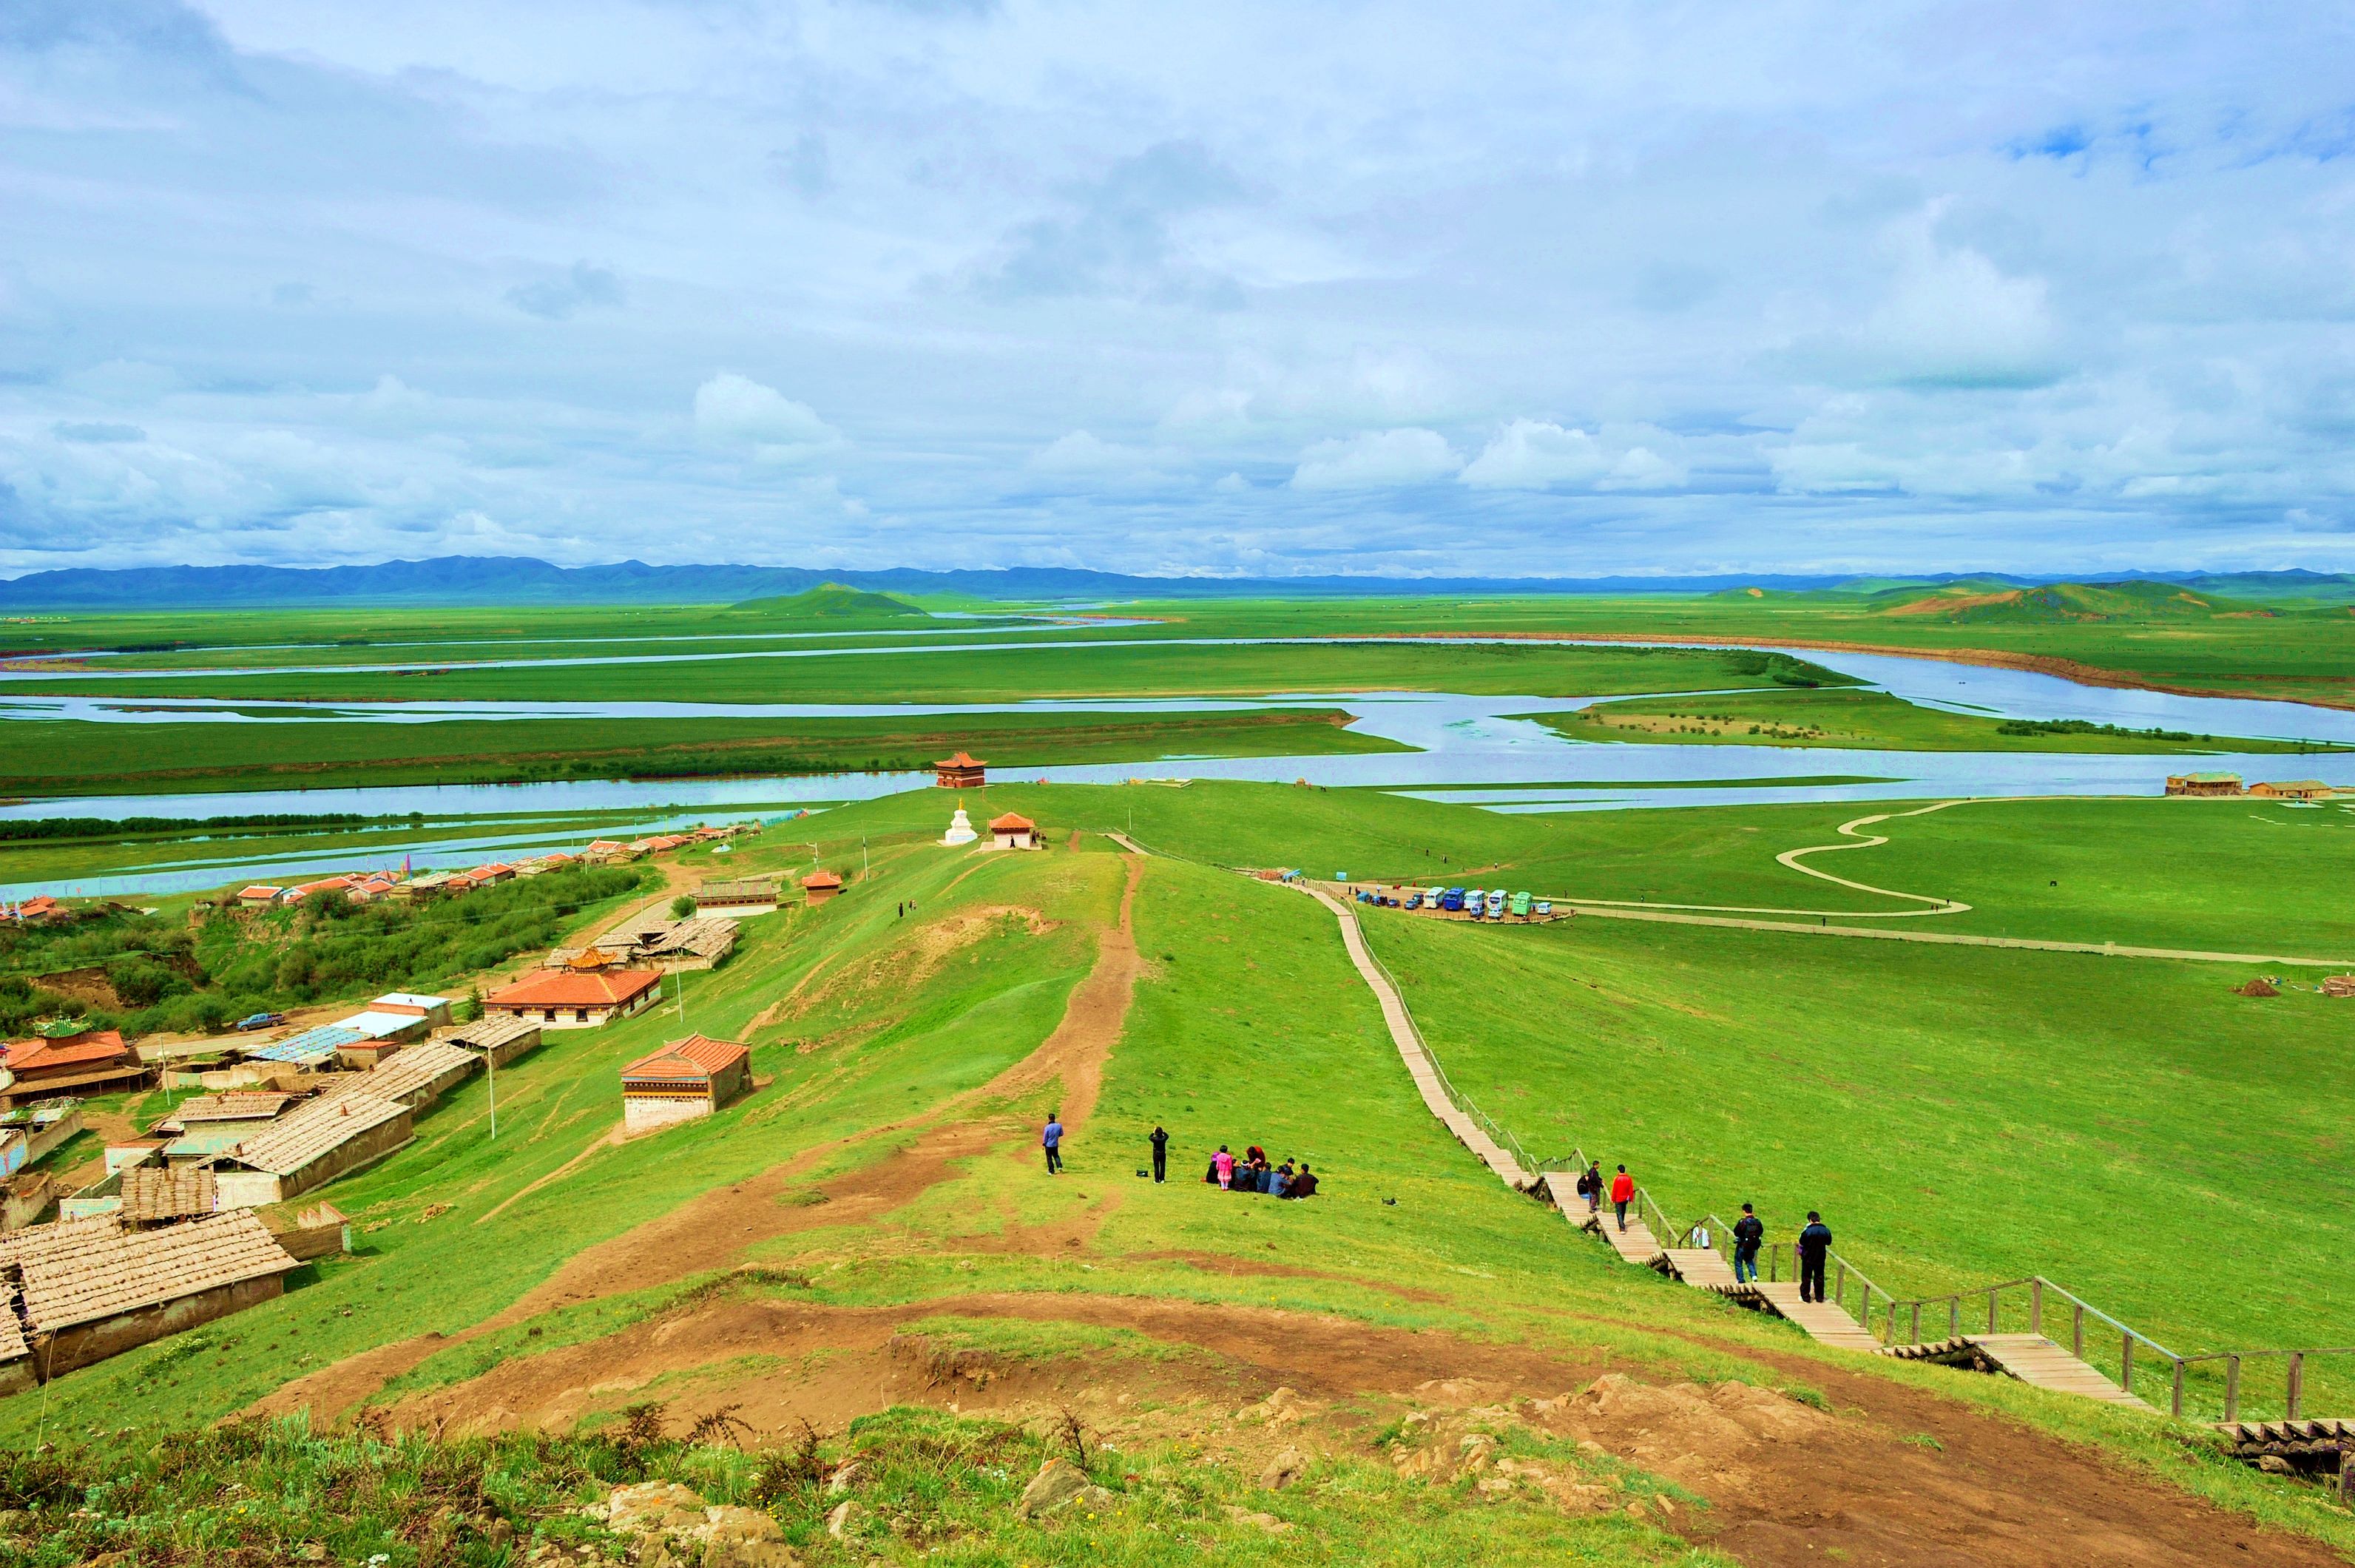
[254,848,1146,1422]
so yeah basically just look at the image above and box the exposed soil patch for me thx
[378,1289,2339,1568]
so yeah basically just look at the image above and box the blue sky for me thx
[4,1,2355,578]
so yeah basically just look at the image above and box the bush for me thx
[670,894,697,919]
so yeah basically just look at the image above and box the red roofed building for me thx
[934,751,985,788]
[236,885,285,909]
[10,896,62,925]
[620,1034,751,1135]
[287,876,354,902]
[484,967,661,1030]
[802,869,843,905]
[989,812,1038,851]
[1,1030,148,1106]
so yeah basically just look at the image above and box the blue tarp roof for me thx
[248,1025,365,1064]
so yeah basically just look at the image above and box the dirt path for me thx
[374,1288,2342,1568]
[261,845,1149,1422]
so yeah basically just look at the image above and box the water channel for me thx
[7,641,2351,899]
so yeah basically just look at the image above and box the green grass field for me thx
[6,779,2354,1559]
[0,707,1402,798]
[1527,687,2338,755]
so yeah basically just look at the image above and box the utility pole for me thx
[862,836,868,876]
[487,1045,497,1140]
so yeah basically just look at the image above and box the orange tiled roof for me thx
[802,870,842,889]
[488,969,661,1009]
[621,1034,749,1083]
[935,751,984,768]
[5,1030,132,1075]
[989,812,1034,831]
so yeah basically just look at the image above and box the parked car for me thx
[234,1012,286,1032]
[1464,888,1486,918]
[1534,899,1552,916]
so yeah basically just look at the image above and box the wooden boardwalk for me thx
[1967,1334,2151,1409]
[1304,886,1535,1191]
[1291,869,2186,1422]
[1746,1282,1888,1352]
[1661,1246,1736,1289]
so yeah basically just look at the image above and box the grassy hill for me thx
[6,784,2352,1561]
[727,581,931,619]
[1866,579,2280,623]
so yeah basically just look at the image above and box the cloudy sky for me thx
[4,1,2355,578]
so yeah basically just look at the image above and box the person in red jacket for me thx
[1609,1164,1635,1231]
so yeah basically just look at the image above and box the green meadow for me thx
[1529,686,2338,755]
[4,783,2352,1560]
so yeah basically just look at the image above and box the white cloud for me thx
[692,374,842,459]
[1030,430,1141,473]
[1461,420,1689,490]
[1291,428,1459,491]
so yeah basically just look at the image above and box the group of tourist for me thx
[1206,1143,1317,1198]
[1571,1161,1836,1302]
[1047,1121,1321,1200]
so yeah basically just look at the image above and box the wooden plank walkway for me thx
[1748,1282,1888,1352]
[1967,1334,2151,1409]
[1302,886,1535,1191]
[1661,1246,1736,1289]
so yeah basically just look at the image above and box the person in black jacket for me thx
[1797,1211,1834,1302]
[1731,1203,1765,1284]
[1581,1161,1603,1214]
[1149,1124,1169,1183]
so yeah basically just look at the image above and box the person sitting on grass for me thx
[1268,1162,1292,1198]
[1285,1163,1318,1199]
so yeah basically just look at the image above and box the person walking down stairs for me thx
[1609,1165,1636,1232]
[1732,1203,1765,1284]
[1799,1211,1834,1302]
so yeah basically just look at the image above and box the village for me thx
[0,754,1052,1392]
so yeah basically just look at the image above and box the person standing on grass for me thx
[1212,1144,1235,1189]
[1609,1164,1635,1232]
[1798,1211,1833,1302]
[1732,1203,1764,1285]
[1149,1124,1169,1183]
[1042,1112,1064,1175]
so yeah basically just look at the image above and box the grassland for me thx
[6,787,2346,1560]
[0,707,1402,798]
[1529,687,2339,754]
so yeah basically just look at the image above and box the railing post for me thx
[2171,1360,2184,1419]
[1948,1299,1958,1339]
[1912,1302,1922,1344]
[2121,1333,2133,1395]
[2030,1279,2044,1336]
[1837,1263,1847,1307]
[1770,1246,1779,1283]
[1987,1288,1998,1334]
[2072,1305,2084,1359]
[2224,1356,2240,1424]
[2288,1353,2304,1422]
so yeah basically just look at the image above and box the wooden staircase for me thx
[1967,1334,2152,1409]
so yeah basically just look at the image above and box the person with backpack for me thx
[1609,1164,1635,1232]
[1582,1161,1604,1214]
[1572,1166,1596,1212]
[1798,1211,1834,1302]
[1731,1203,1764,1284]
[1041,1112,1064,1175]
[1149,1124,1169,1183]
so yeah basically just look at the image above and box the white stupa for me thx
[940,803,978,846]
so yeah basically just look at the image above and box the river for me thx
[6,641,2351,899]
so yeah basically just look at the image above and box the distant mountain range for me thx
[0,556,2350,608]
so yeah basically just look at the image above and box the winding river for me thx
[6,639,2351,899]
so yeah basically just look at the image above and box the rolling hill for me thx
[726,581,930,619]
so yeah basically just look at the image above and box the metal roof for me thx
[249,1025,365,1064]
[225,1090,409,1176]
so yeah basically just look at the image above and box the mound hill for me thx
[1868,579,2278,623]
[727,581,930,619]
